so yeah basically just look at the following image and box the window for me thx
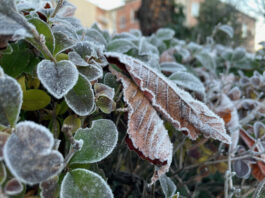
[130,10,135,24]
[242,23,248,38]
[120,16,126,29]
[191,2,200,17]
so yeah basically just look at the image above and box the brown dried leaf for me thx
[106,53,231,144]
[109,66,173,185]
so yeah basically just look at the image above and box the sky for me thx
[89,0,265,50]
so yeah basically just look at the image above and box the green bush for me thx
[1,0,265,198]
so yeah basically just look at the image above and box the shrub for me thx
[0,0,265,197]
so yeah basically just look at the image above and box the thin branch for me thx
[51,0,64,18]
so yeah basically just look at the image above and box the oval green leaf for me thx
[22,89,51,111]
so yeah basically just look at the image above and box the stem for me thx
[51,0,64,18]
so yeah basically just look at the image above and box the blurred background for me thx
[67,0,265,53]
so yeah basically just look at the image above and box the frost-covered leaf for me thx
[0,0,30,47]
[160,48,176,63]
[156,28,175,41]
[57,1,76,17]
[107,39,136,53]
[254,122,265,139]
[94,83,115,99]
[71,119,118,164]
[96,96,116,114]
[138,38,159,56]
[0,162,7,185]
[4,178,23,196]
[60,169,113,198]
[215,94,239,153]
[159,175,177,198]
[109,67,173,185]
[37,60,79,99]
[232,47,246,61]
[0,132,10,160]
[160,62,186,75]
[169,71,205,97]
[27,17,55,55]
[195,52,216,71]
[104,72,119,91]
[53,32,75,55]
[78,28,107,46]
[227,86,241,101]
[218,25,234,38]
[62,115,81,134]
[40,176,59,198]
[65,74,94,116]
[22,89,51,111]
[233,160,251,179]
[3,121,64,185]
[68,51,89,66]
[78,65,103,82]
[106,53,231,144]
[0,41,40,78]
[0,69,22,127]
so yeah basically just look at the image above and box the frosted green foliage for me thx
[4,178,23,195]
[71,119,118,164]
[37,60,79,99]
[0,162,7,185]
[107,39,136,53]
[218,24,234,38]
[53,32,75,55]
[52,24,79,41]
[27,17,55,54]
[0,0,30,39]
[175,46,191,62]
[91,23,111,42]
[187,42,203,54]
[40,176,59,198]
[159,175,177,198]
[169,71,205,96]
[65,74,95,116]
[72,41,97,59]
[0,132,9,160]
[94,83,115,99]
[148,34,167,53]
[56,1,76,17]
[78,64,103,81]
[160,62,187,74]
[68,51,89,66]
[139,38,159,57]
[156,28,175,41]
[78,28,107,46]
[195,52,216,71]
[60,169,113,198]
[112,32,138,41]
[103,72,119,90]
[3,121,64,185]
[130,29,142,37]
[0,68,22,127]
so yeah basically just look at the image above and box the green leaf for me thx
[0,132,10,160]
[78,65,103,82]
[0,68,22,127]
[27,17,55,56]
[96,96,116,114]
[169,71,205,96]
[107,39,136,53]
[53,32,74,56]
[217,25,234,38]
[62,115,81,134]
[65,74,95,116]
[159,175,177,198]
[0,41,39,78]
[71,119,118,164]
[103,72,119,91]
[156,28,175,41]
[60,169,113,198]
[195,52,216,71]
[22,89,51,111]
[56,101,68,115]
[0,162,7,185]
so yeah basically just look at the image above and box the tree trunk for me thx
[136,0,175,35]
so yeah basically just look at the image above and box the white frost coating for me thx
[78,63,103,82]
[3,121,64,185]
[107,39,136,53]
[4,178,23,196]
[94,83,115,99]
[169,71,205,96]
[68,51,89,66]
[60,168,114,198]
[159,175,177,198]
[71,119,118,164]
[156,28,175,41]
[0,74,23,127]
[37,60,79,99]
[138,38,159,57]
[160,62,187,73]
[105,52,231,144]
[64,74,95,116]
[0,67,4,77]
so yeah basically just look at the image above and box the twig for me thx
[51,0,64,18]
